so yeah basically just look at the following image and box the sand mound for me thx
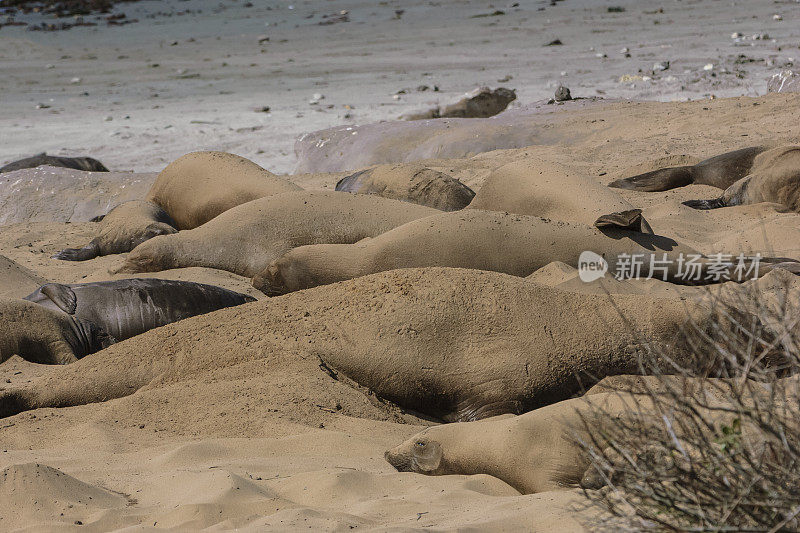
[0,167,155,225]
[0,463,127,530]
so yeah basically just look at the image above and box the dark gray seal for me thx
[609,146,768,192]
[0,153,109,174]
[21,279,255,356]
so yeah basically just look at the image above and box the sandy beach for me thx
[2,0,800,531]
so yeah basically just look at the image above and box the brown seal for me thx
[609,146,769,192]
[54,151,301,261]
[335,163,475,211]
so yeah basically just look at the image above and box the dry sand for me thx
[2,0,800,531]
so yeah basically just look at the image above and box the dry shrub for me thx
[577,273,800,532]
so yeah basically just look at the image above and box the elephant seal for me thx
[385,393,631,494]
[682,146,800,212]
[258,210,794,295]
[0,268,708,420]
[0,153,109,174]
[468,159,653,232]
[54,200,178,261]
[23,278,255,343]
[609,146,769,192]
[115,191,439,279]
[53,151,301,261]
[0,299,114,365]
[335,164,475,211]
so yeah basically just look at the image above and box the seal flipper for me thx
[39,283,78,314]
[608,166,696,192]
[682,198,727,210]
[594,209,653,234]
[52,240,101,261]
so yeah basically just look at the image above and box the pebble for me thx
[773,14,783,21]
[653,61,670,71]
[554,85,571,101]
[731,32,743,39]
[70,77,81,84]
[257,35,269,44]
[309,93,324,105]
[104,116,113,121]
[703,63,714,71]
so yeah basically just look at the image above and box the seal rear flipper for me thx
[594,209,653,234]
[682,198,727,210]
[52,240,101,261]
[608,166,695,192]
[39,283,78,314]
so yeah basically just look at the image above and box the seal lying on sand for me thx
[0,268,707,420]
[115,191,439,279]
[258,210,796,295]
[53,200,179,261]
[54,151,300,261]
[0,299,114,365]
[335,163,475,211]
[609,146,769,192]
[468,159,653,232]
[23,279,255,343]
[681,146,800,212]
[0,153,109,173]
[385,392,632,494]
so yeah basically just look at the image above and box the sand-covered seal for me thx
[54,151,301,261]
[335,163,475,211]
[681,146,800,212]
[115,191,439,279]
[385,393,630,494]
[609,146,769,192]
[0,268,709,420]
[23,279,255,343]
[468,158,653,232]
[54,200,178,261]
[0,153,109,174]
[258,210,794,295]
[0,299,114,365]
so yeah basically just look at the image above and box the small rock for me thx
[731,32,743,39]
[70,77,81,84]
[257,35,269,44]
[36,103,51,109]
[545,38,563,46]
[595,52,607,58]
[104,115,113,121]
[309,93,324,105]
[653,61,670,72]
[773,14,783,21]
[703,63,714,71]
[554,85,571,101]
[255,106,271,113]
[45,64,55,69]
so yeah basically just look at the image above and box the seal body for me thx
[114,191,439,279]
[468,159,653,232]
[385,395,607,494]
[53,200,178,261]
[53,151,301,261]
[335,164,475,211]
[260,210,762,295]
[24,279,256,342]
[0,154,109,174]
[0,299,113,365]
[683,146,800,212]
[609,146,769,192]
[0,268,707,420]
